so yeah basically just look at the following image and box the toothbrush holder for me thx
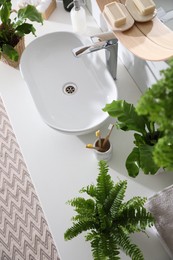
[93,138,113,162]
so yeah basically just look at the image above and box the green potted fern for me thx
[0,0,43,67]
[64,160,155,260]
[103,100,163,177]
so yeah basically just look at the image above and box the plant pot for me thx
[93,138,113,162]
[41,0,57,19]
[1,37,25,68]
[155,168,165,175]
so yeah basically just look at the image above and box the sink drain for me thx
[63,83,77,95]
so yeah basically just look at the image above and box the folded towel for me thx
[146,185,173,258]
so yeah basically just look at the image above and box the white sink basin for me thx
[20,32,118,135]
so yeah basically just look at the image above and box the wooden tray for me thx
[136,17,173,50]
[96,0,173,61]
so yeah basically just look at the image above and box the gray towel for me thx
[146,185,173,258]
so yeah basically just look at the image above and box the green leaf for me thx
[0,1,11,24]
[15,23,36,37]
[134,133,146,146]
[17,5,43,24]
[103,100,125,117]
[2,44,19,61]
[126,144,160,176]
[103,100,147,134]
[126,147,140,177]
[153,135,173,169]
[139,144,159,175]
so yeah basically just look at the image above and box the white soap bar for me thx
[133,0,156,15]
[104,2,126,27]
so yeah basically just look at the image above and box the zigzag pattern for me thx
[0,98,60,260]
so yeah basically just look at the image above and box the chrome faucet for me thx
[72,32,118,80]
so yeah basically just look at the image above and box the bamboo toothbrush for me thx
[86,144,104,152]
[95,130,102,148]
[102,124,114,148]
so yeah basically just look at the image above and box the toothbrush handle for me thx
[102,125,114,147]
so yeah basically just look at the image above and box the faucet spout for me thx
[73,40,111,57]
[72,32,118,80]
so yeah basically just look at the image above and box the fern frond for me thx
[68,197,95,216]
[115,226,144,260]
[121,196,147,210]
[100,234,121,260]
[104,180,126,213]
[118,197,155,233]
[136,207,155,230]
[90,234,107,260]
[96,160,114,203]
[89,232,120,260]
[71,215,97,224]
[85,230,99,242]
[64,220,95,241]
[80,184,97,198]
[90,235,101,259]
[110,180,127,219]
[96,203,112,231]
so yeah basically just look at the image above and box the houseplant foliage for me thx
[0,0,43,62]
[103,100,163,177]
[64,160,155,260]
[136,58,173,170]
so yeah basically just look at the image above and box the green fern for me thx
[64,161,155,260]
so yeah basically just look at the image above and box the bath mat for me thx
[0,97,60,260]
[146,185,173,258]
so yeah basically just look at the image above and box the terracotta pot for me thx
[1,37,25,68]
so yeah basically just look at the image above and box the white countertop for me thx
[0,1,173,259]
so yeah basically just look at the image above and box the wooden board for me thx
[135,17,173,50]
[114,25,173,61]
[96,0,173,61]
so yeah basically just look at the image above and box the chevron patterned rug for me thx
[0,97,60,260]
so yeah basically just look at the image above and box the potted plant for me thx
[103,100,163,177]
[64,160,155,260]
[136,58,173,170]
[0,0,43,67]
